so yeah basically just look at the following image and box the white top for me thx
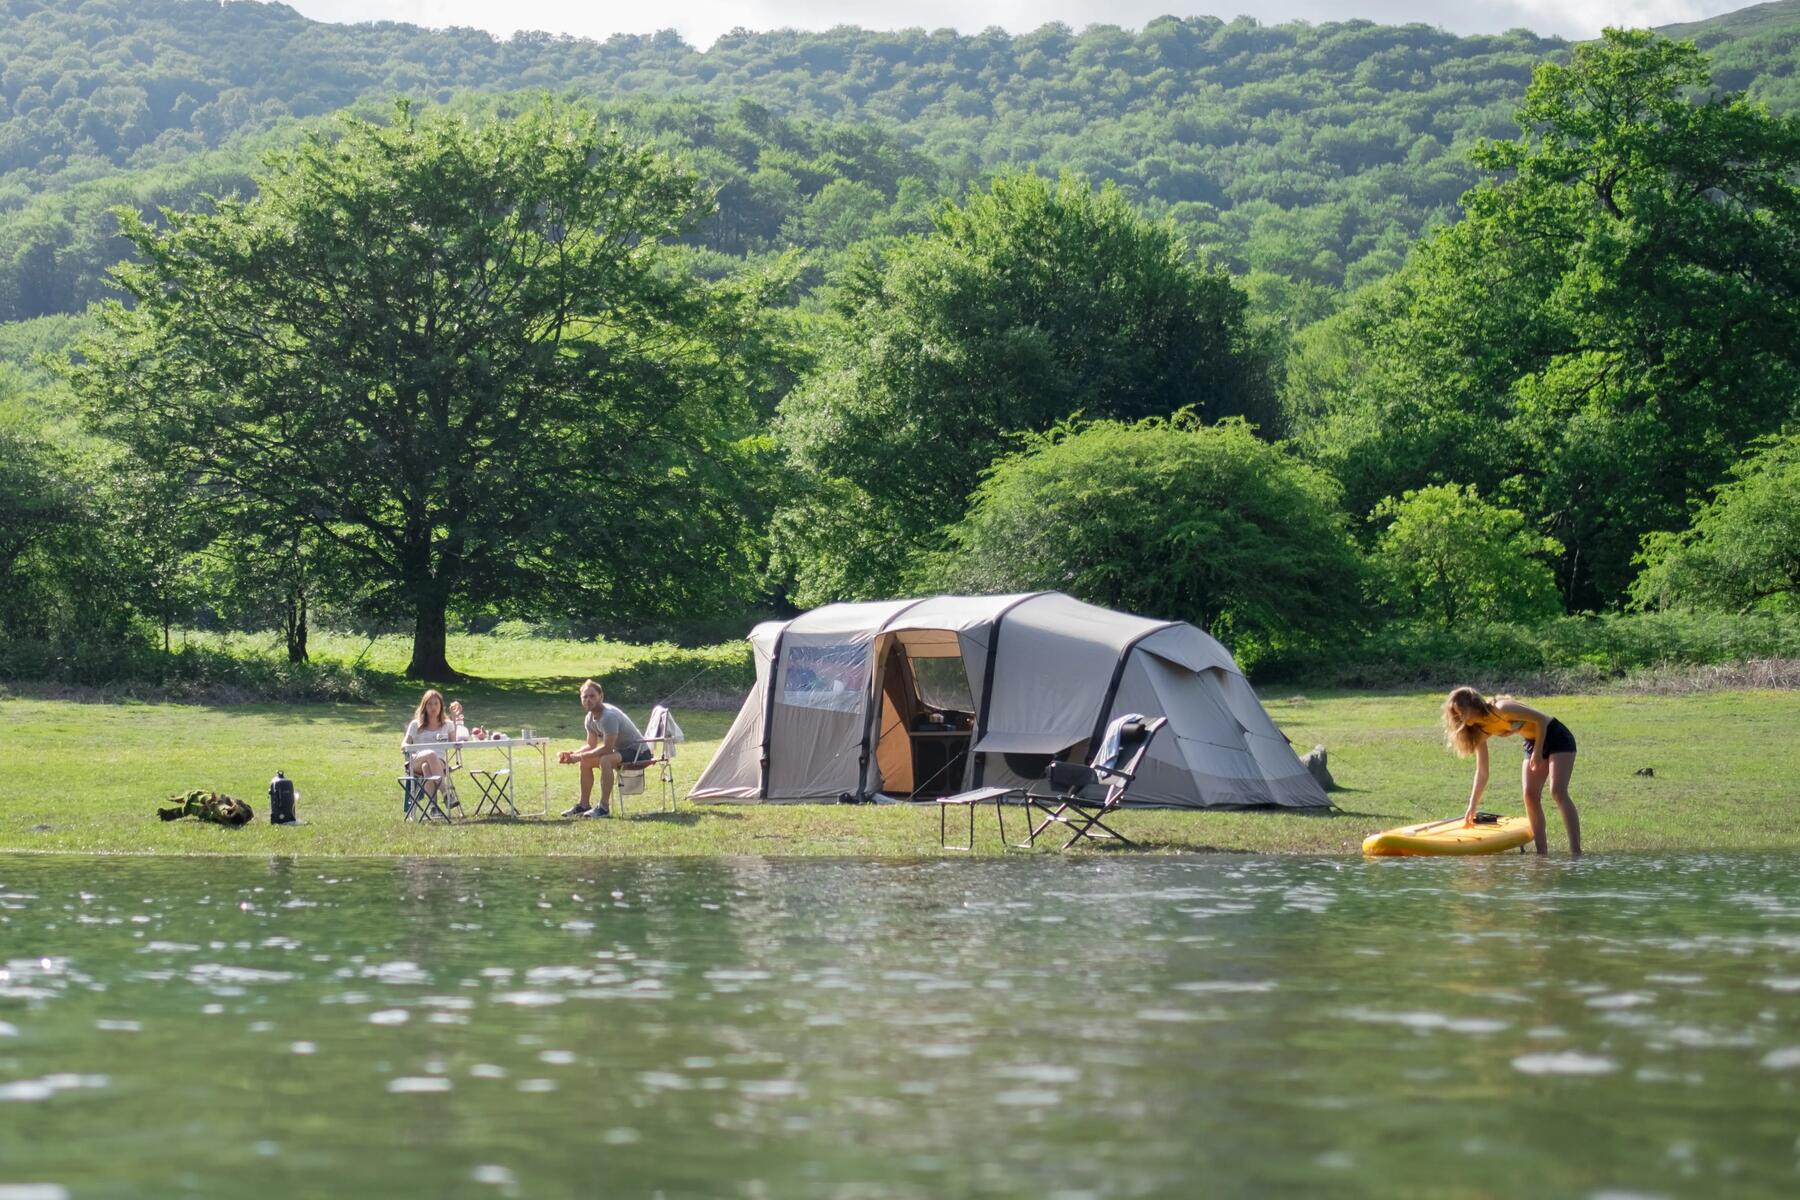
[404,719,456,746]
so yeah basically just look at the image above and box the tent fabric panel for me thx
[766,702,866,800]
[765,626,878,800]
[783,599,917,639]
[1007,592,1168,651]
[978,595,1123,755]
[1214,671,1328,804]
[1101,654,1206,807]
[881,593,1034,635]
[746,621,786,663]
[688,673,768,800]
[1137,624,1240,677]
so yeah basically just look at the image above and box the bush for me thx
[1371,483,1562,626]
[926,414,1363,657]
[1254,609,1800,689]
[1632,429,1800,613]
[0,631,379,702]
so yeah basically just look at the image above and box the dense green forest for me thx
[4,0,1799,318]
[3,2,1799,684]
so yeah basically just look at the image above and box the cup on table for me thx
[520,727,533,740]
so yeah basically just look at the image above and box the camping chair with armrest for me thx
[1015,715,1168,850]
[398,746,463,823]
[613,705,681,817]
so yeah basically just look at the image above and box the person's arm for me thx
[400,720,416,751]
[569,718,615,762]
[1496,697,1553,765]
[1464,740,1489,824]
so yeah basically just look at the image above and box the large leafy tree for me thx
[774,172,1278,604]
[1294,30,1800,608]
[73,101,762,678]
[926,415,1360,656]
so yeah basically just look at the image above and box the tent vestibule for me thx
[688,593,1328,810]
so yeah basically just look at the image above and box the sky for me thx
[280,1,1751,46]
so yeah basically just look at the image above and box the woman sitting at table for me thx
[401,688,457,798]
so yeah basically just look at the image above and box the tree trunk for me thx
[285,589,309,664]
[406,598,454,680]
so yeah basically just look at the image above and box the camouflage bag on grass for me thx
[157,789,254,826]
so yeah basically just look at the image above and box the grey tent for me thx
[690,593,1328,809]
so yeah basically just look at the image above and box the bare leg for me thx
[1548,752,1581,856]
[578,759,595,809]
[598,751,621,810]
[1521,755,1549,854]
[413,752,445,797]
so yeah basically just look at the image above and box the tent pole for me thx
[757,625,791,800]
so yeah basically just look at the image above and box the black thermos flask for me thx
[268,771,297,824]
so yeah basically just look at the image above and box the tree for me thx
[1371,484,1563,628]
[926,415,1361,654]
[1631,430,1800,613]
[73,101,761,678]
[1294,30,1800,608]
[774,172,1277,604]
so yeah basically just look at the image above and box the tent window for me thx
[909,652,973,713]
[781,642,867,713]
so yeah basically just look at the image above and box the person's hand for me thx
[557,750,575,765]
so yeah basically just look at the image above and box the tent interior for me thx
[870,629,978,798]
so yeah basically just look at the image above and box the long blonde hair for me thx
[1442,686,1504,758]
[413,688,447,729]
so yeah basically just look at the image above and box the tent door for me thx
[868,633,978,799]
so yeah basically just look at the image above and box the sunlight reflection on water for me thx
[0,853,1795,1197]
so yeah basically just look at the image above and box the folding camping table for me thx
[443,736,551,817]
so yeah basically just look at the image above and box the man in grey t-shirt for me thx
[557,679,651,817]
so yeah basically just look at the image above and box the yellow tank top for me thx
[1475,712,1535,739]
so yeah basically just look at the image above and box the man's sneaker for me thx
[584,805,611,819]
[560,804,589,818]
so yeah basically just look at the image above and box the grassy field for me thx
[2,631,1796,856]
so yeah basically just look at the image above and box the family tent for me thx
[689,593,1329,810]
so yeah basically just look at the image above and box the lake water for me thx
[1,853,1796,1198]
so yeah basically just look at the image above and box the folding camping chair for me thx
[1014,716,1168,850]
[613,705,681,817]
[398,751,463,823]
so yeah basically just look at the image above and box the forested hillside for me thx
[3,5,1798,684]
[3,0,1797,313]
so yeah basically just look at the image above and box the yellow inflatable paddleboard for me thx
[1362,815,1534,857]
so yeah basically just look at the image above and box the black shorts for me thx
[1522,718,1576,759]
[619,743,655,767]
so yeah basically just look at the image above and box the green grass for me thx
[3,633,1796,857]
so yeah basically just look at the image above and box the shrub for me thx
[1371,483,1563,626]
[1632,429,1800,613]
[1254,609,1800,689]
[925,414,1363,657]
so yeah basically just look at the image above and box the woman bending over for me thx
[1443,687,1582,856]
